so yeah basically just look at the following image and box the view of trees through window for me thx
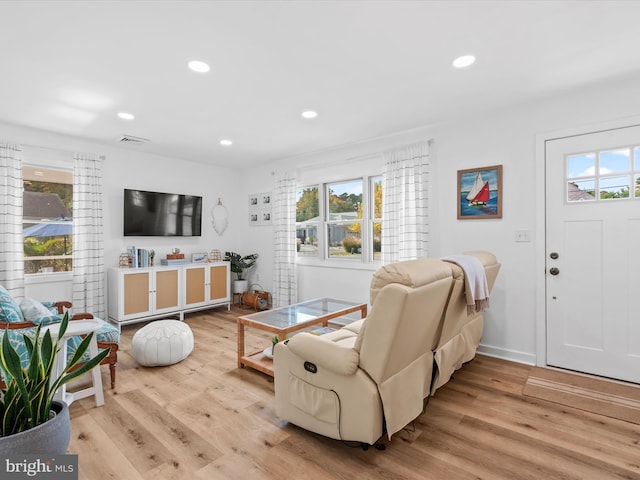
[296,176,382,261]
[296,186,319,257]
[327,180,363,258]
[23,166,73,274]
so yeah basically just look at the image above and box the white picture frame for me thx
[260,210,272,226]
[191,252,208,263]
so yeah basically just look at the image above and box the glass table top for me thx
[239,297,364,329]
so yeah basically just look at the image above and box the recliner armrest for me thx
[285,332,360,376]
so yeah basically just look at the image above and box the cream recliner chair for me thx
[274,258,454,446]
[432,251,501,394]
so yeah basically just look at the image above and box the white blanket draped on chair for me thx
[442,254,490,314]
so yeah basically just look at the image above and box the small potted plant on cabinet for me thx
[0,312,110,455]
[224,251,258,294]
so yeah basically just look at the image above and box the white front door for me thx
[546,125,640,384]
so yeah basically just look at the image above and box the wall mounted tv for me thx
[123,189,202,237]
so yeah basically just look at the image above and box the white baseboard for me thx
[477,343,536,366]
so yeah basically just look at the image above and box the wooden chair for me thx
[0,301,119,389]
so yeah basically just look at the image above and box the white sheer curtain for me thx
[272,171,298,308]
[382,141,430,263]
[0,142,25,297]
[72,154,105,317]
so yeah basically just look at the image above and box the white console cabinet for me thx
[108,262,230,325]
[184,263,230,309]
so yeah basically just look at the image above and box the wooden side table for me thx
[233,292,243,307]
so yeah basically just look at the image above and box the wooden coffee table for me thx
[237,298,367,377]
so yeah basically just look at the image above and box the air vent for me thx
[118,134,150,145]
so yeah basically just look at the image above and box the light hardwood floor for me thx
[68,307,640,480]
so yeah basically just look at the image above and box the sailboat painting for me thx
[457,165,502,219]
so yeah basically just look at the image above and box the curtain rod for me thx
[275,137,434,176]
[20,142,105,160]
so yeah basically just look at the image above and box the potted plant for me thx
[0,312,110,455]
[224,251,258,294]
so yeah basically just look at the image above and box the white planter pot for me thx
[233,279,249,295]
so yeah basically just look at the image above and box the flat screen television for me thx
[123,189,202,236]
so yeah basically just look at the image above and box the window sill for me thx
[25,272,73,285]
[295,257,380,272]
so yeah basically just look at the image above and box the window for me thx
[566,146,640,202]
[296,186,319,257]
[327,179,362,259]
[296,175,382,262]
[23,166,73,273]
[371,176,383,260]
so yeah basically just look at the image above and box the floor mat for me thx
[523,367,640,425]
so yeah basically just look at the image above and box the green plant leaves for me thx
[0,311,111,436]
[223,251,258,280]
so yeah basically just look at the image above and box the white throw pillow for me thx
[19,298,53,321]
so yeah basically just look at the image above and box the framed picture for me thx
[457,165,502,220]
[249,212,259,225]
[248,195,259,208]
[191,252,208,263]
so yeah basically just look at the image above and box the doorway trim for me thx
[534,114,640,368]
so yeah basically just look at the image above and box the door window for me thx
[566,146,640,202]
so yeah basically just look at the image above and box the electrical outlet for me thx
[515,230,531,242]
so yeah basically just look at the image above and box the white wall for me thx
[241,127,437,305]
[1,122,240,313]
[431,75,640,363]
[5,73,640,366]
[243,75,640,365]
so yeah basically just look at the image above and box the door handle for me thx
[549,267,560,275]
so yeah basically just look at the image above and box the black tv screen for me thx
[124,189,202,236]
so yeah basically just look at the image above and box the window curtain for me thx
[272,171,298,308]
[381,141,430,263]
[0,142,25,298]
[72,154,105,317]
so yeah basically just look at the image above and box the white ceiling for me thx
[2,1,640,168]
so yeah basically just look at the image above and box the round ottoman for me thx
[131,320,194,367]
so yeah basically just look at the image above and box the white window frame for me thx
[296,175,382,266]
[566,145,640,202]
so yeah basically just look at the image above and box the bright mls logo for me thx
[3,455,77,479]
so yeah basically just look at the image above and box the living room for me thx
[6,67,640,370]
[1,1,640,477]
[3,0,640,384]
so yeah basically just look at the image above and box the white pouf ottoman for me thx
[131,320,194,367]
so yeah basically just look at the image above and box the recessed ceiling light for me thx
[301,110,318,119]
[117,112,135,120]
[220,139,233,146]
[188,60,210,73]
[34,170,44,176]
[452,55,476,68]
